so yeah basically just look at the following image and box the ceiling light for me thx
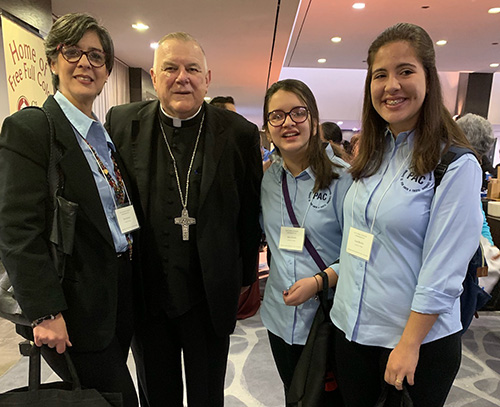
[150,42,159,49]
[436,40,447,46]
[318,58,327,63]
[132,23,149,31]
[352,3,365,10]
[337,121,343,126]
[488,7,500,14]
[204,97,211,101]
[352,127,359,132]
[491,63,500,68]
[331,37,342,43]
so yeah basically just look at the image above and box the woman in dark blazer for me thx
[0,13,138,406]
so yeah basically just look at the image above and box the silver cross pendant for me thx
[174,208,196,241]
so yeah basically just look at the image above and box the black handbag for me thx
[0,106,78,326]
[286,272,343,407]
[282,171,343,407]
[374,384,414,407]
[0,343,122,406]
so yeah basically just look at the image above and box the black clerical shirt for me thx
[148,107,206,318]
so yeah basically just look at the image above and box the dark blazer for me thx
[105,101,262,336]
[0,96,130,352]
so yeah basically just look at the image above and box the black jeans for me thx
[334,326,461,407]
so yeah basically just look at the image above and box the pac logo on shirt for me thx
[399,169,432,192]
[308,187,332,209]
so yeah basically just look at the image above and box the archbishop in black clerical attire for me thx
[105,32,262,407]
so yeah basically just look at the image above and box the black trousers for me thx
[132,300,231,407]
[267,330,305,396]
[334,326,462,407]
[41,254,138,407]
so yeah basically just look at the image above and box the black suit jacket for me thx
[0,96,131,352]
[105,101,262,336]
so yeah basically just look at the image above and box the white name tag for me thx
[346,227,373,261]
[279,226,305,252]
[115,205,140,234]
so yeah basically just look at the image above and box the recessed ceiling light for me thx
[436,40,447,46]
[352,3,365,9]
[352,127,359,132]
[337,121,344,126]
[491,63,500,68]
[204,97,211,101]
[331,37,342,43]
[150,42,159,49]
[132,23,149,31]
[488,7,500,14]
[318,58,327,63]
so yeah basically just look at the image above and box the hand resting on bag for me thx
[34,312,72,354]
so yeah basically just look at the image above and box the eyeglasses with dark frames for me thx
[267,106,309,127]
[58,45,107,68]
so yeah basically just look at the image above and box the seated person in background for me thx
[209,95,237,112]
[320,121,349,167]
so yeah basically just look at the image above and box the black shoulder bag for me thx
[0,107,78,326]
[281,171,344,407]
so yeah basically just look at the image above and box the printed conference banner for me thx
[1,15,52,113]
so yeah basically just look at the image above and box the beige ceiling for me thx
[52,0,500,123]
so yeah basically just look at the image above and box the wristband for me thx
[313,274,321,293]
[31,314,57,328]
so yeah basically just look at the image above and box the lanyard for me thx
[281,169,326,270]
[81,136,132,210]
[351,152,411,234]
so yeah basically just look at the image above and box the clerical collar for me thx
[159,104,203,128]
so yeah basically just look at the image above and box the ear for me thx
[205,69,212,87]
[150,67,158,92]
[50,58,58,75]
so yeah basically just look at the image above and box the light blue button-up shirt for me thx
[331,130,482,348]
[54,92,129,253]
[260,161,352,345]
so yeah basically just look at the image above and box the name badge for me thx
[115,205,140,234]
[346,227,373,261]
[279,226,305,252]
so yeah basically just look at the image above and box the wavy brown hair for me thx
[263,79,340,192]
[351,23,472,180]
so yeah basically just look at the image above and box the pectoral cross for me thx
[174,208,196,241]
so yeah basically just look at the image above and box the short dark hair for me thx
[263,79,339,191]
[209,96,235,108]
[321,122,343,144]
[45,13,114,91]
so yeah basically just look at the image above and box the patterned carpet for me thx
[1,311,499,406]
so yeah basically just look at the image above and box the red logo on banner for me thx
[17,96,30,110]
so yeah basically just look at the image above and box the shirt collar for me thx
[54,91,115,150]
[159,104,203,128]
[385,127,415,149]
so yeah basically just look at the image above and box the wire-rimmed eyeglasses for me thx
[267,106,309,127]
[58,45,107,68]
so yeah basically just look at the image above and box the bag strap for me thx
[281,170,327,271]
[434,146,474,190]
[28,345,83,391]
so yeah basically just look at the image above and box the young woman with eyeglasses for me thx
[330,23,481,406]
[0,13,138,406]
[260,79,351,399]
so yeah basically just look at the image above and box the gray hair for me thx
[153,32,208,71]
[45,13,114,91]
[456,113,495,156]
